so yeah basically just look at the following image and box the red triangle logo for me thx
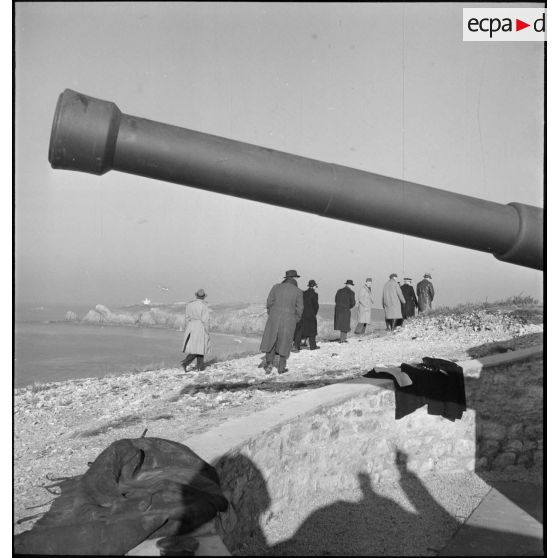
[516,19,530,31]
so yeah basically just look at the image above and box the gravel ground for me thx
[14,307,543,544]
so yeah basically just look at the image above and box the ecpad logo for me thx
[463,8,546,41]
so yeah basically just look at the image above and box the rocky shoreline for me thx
[14,306,543,536]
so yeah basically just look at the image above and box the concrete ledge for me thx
[458,345,543,378]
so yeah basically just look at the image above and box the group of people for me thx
[179,270,435,375]
[332,273,435,338]
[380,273,435,331]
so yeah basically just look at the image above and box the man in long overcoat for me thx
[382,273,406,331]
[293,279,320,351]
[181,289,211,372]
[334,280,356,343]
[401,278,418,320]
[259,270,304,374]
[417,273,435,313]
[354,278,374,334]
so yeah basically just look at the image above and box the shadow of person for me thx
[265,449,460,556]
[212,453,272,555]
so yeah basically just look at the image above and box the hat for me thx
[285,269,300,278]
[424,273,432,279]
[365,277,373,282]
[403,277,412,281]
[389,273,398,279]
[308,279,318,288]
[345,279,354,286]
[195,288,206,299]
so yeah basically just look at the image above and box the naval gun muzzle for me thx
[48,89,543,270]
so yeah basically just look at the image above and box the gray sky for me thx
[15,2,544,307]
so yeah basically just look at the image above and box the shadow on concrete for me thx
[465,332,542,359]
[178,374,363,397]
[219,450,543,556]
[488,481,543,524]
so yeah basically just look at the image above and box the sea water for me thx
[14,305,260,388]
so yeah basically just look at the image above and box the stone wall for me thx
[186,350,542,553]
[466,355,543,474]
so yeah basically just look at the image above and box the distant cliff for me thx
[74,302,384,338]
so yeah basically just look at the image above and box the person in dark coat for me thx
[259,270,304,374]
[417,273,435,313]
[334,280,356,343]
[293,279,320,351]
[401,278,418,320]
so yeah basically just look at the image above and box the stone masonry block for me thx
[525,425,542,440]
[479,439,500,457]
[503,439,523,453]
[481,421,507,440]
[507,423,524,439]
[492,452,517,469]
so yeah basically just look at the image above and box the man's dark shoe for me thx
[310,346,320,350]
[278,368,289,374]
[264,364,273,374]
[292,348,300,353]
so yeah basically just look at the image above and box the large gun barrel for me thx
[48,89,543,270]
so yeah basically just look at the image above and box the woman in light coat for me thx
[181,289,211,372]
[382,274,406,331]
[355,278,374,334]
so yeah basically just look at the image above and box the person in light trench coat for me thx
[181,289,211,372]
[382,273,406,331]
[354,278,374,334]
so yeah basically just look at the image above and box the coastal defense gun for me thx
[48,89,543,270]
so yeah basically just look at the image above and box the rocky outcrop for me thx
[82,304,136,325]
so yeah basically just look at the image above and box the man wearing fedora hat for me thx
[401,277,419,320]
[259,270,304,374]
[417,273,435,313]
[181,288,210,372]
[293,279,320,351]
[334,280,356,343]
